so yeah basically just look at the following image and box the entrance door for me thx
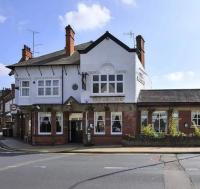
[70,120,83,143]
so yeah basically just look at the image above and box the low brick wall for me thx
[122,136,200,147]
[32,135,67,145]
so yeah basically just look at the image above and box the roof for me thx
[79,31,136,54]
[7,31,137,70]
[138,89,200,105]
[7,42,93,69]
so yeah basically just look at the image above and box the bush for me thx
[142,124,157,138]
[192,122,200,137]
[169,116,179,136]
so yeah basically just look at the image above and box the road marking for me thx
[0,154,74,172]
[104,166,127,169]
[33,165,47,169]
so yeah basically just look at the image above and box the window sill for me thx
[94,133,105,136]
[111,133,122,135]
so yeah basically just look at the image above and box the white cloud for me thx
[0,15,7,24]
[0,63,10,76]
[165,71,195,81]
[59,3,111,31]
[120,0,137,6]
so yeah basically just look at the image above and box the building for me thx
[7,25,151,145]
[0,84,16,136]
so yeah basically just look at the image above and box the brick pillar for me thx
[105,111,111,136]
[137,111,141,134]
[167,110,173,134]
[63,111,69,143]
[179,111,192,134]
[51,111,56,135]
[148,110,153,125]
[88,111,94,135]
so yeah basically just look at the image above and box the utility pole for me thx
[28,29,42,57]
[124,31,135,47]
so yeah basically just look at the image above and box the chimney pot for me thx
[65,25,75,56]
[136,35,145,67]
[21,44,32,62]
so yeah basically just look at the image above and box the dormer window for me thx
[92,74,123,94]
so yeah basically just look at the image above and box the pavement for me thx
[1,137,200,154]
[0,137,200,154]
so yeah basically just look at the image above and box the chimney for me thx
[21,45,32,61]
[136,35,145,67]
[65,25,75,56]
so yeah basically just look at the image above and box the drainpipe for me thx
[62,66,64,105]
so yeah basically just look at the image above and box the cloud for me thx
[0,63,10,76]
[165,71,195,81]
[59,3,111,31]
[120,0,137,6]
[0,15,7,24]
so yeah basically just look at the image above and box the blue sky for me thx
[0,0,200,89]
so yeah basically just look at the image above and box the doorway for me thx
[69,113,83,143]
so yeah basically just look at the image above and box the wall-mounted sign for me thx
[10,104,18,114]
[137,71,145,85]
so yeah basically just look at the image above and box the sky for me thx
[0,0,200,90]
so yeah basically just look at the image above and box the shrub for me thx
[142,124,157,138]
[192,122,200,137]
[169,116,179,137]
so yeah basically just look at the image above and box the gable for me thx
[79,32,136,54]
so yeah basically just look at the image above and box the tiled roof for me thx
[138,89,200,104]
[7,41,93,69]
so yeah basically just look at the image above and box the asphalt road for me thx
[0,151,199,189]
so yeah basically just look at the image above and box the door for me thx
[70,120,83,143]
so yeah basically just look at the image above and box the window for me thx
[38,112,51,135]
[141,111,148,132]
[94,112,105,134]
[92,74,123,94]
[38,79,60,96]
[192,111,200,127]
[152,111,167,132]
[56,112,63,134]
[111,112,122,135]
[21,81,30,96]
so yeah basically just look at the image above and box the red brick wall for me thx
[179,111,194,134]
[32,135,66,145]
[123,111,137,136]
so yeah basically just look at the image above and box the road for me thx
[0,150,199,189]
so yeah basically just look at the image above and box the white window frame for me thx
[38,112,52,135]
[94,112,105,135]
[111,112,122,135]
[56,112,63,135]
[92,74,124,95]
[152,111,168,133]
[191,111,200,127]
[20,80,30,97]
[141,111,148,133]
[37,79,60,97]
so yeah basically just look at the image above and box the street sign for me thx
[10,104,17,114]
